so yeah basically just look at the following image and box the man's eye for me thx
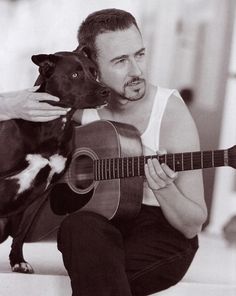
[116,59,126,64]
[137,52,145,58]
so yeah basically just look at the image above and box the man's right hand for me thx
[0,86,70,122]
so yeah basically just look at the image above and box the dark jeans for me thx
[57,205,198,296]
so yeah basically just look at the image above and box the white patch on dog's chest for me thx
[8,153,67,197]
[8,154,49,195]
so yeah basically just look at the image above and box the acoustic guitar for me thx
[50,120,236,220]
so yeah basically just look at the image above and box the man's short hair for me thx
[77,8,140,62]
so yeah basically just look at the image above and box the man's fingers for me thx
[32,102,69,111]
[149,159,167,181]
[161,163,178,179]
[145,163,167,190]
[31,115,61,122]
[27,91,60,102]
[27,109,69,117]
[145,158,178,191]
[37,94,60,102]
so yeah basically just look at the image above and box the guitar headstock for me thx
[228,145,236,169]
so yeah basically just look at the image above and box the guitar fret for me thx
[132,158,135,176]
[103,159,107,180]
[201,151,203,168]
[141,156,145,175]
[173,154,175,171]
[105,159,108,180]
[191,152,193,170]
[100,159,103,180]
[182,153,184,171]
[121,158,124,178]
[94,160,97,180]
[117,158,120,178]
[175,154,182,171]
[112,158,115,179]
[98,160,100,180]
[128,158,132,177]
[212,151,215,167]
[224,149,229,166]
[113,158,116,178]
[97,160,99,180]
[107,159,110,179]
[204,151,212,168]
[109,159,111,179]
[104,159,106,179]
[129,158,131,176]
[138,157,140,176]
[167,154,173,169]
[98,160,101,180]
[115,158,118,178]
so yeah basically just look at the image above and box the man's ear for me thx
[31,54,59,79]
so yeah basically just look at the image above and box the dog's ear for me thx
[75,46,92,59]
[75,46,99,79]
[31,54,59,79]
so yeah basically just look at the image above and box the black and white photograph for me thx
[0,0,236,295]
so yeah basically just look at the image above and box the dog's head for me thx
[31,50,111,109]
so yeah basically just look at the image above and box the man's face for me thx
[95,25,147,102]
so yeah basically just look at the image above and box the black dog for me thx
[0,50,110,273]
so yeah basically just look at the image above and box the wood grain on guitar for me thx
[50,120,236,220]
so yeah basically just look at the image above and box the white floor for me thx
[0,232,236,296]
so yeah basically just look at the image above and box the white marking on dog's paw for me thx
[8,154,49,196]
[12,262,34,274]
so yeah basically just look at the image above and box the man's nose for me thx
[128,59,142,76]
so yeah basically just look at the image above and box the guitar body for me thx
[50,121,144,220]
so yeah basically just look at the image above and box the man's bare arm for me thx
[0,86,69,122]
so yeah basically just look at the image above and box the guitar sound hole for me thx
[71,155,94,190]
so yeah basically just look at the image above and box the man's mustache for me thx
[125,77,145,87]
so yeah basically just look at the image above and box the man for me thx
[57,8,207,296]
[0,8,207,296]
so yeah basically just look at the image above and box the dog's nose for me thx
[98,88,111,97]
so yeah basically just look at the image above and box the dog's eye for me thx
[89,67,97,79]
[71,72,79,78]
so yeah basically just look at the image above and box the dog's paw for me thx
[12,262,34,274]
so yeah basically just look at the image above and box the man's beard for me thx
[123,77,146,101]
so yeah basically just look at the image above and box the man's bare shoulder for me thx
[160,94,200,153]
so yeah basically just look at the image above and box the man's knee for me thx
[61,211,108,231]
[57,211,110,250]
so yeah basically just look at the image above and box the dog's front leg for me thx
[9,236,34,273]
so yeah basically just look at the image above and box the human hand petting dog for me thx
[0,86,70,122]
[144,150,178,191]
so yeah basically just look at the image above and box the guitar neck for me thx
[94,148,229,181]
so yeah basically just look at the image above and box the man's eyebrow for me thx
[110,47,146,63]
[135,47,146,56]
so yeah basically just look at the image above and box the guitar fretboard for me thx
[94,149,229,181]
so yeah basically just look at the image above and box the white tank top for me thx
[81,86,182,206]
